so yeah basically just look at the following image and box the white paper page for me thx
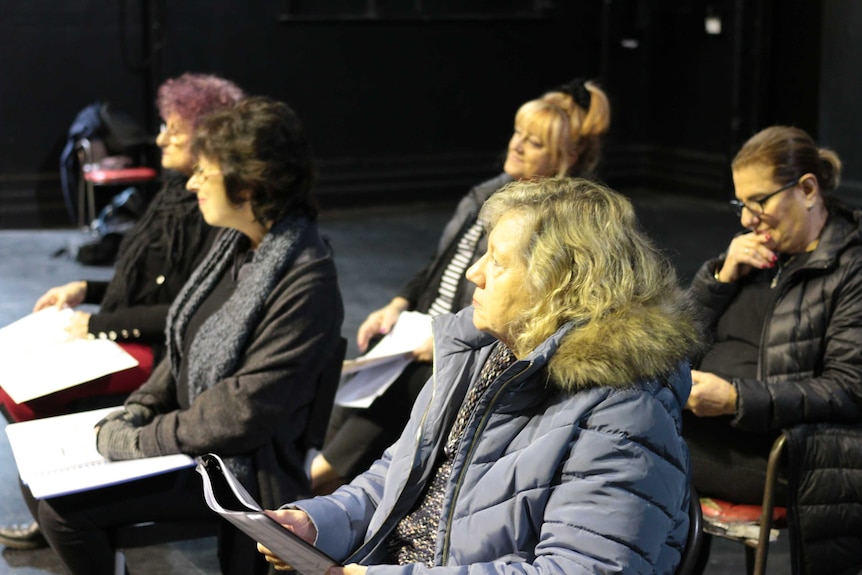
[335,356,413,408]
[335,311,433,408]
[24,454,195,499]
[0,307,77,348]
[5,407,194,499]
[0,309,139,404]
[5,407,116,484]
[340,311,432,374]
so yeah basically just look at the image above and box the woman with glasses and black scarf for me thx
[684,125,862,572]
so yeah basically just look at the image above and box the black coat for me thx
[690,203,862,432]
[85,172,216,361]
[785,423,862,575]
[690,202,862,572]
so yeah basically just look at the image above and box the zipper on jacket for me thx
[439,361,532,564]
[756,263,817,381]
[343,323,443,565]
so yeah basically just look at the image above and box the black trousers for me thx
[682,411,788,505]
[322,360,432,480]
[22,468,269,575]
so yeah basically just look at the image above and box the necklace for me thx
[770,254,797,289]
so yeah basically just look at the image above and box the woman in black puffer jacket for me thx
[685,125,862,573]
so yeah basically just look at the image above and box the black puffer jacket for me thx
[690,202,862,433]
[785,423,862,575]
[691,203,862,574]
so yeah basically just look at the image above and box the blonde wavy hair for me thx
[513,81,611,177]
[480,177,682,357]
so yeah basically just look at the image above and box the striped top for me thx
[427,220,484,317]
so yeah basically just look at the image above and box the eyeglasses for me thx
[190,164,222,183]
[729,177,800,217]
[158,123,188,143]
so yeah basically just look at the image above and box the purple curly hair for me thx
[156,73,245,129]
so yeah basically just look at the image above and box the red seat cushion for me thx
[701,497,788,526]
[84,167,158,184]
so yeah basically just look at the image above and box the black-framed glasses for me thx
[729,177,800,217]
[190,164,222,183]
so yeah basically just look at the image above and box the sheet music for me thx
[0,308,139,404]
[197,454,340,575]
[335,311,433,408]
[5,407,194,499]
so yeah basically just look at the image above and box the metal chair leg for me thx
[752,433,787,575]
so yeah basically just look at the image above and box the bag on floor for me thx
[76,187,147,266]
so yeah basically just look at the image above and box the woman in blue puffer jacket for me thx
[261,177,702,575]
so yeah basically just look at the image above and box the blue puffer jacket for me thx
[295,305,696,574]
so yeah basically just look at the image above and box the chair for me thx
[676,484,704,575]
[76,136,158,229]
[111,519,219,575]
[110,337,347,575]
[700,432,788,575]
[703,423,862,575]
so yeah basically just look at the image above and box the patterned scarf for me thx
[387,341,517,566]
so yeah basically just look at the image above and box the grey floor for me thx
[0,192,791,573]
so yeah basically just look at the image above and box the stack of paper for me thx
[335,311,432,408]
[0,308,139,404]
[5,407,194,498]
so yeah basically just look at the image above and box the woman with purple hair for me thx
[0,73,244,549]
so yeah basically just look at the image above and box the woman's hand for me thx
[96,418,144,460]
[356,297,409,352]
[65,311,92,340]
[33,281,87,312]
[714,233,777,283]
[686,370,738,417]
[412,336,433,363]
[258,509,319,570]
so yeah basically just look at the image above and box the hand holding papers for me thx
[197,453,340,575]
[5,407,194,498]
[0,308,139,404]
[336,311,433,408]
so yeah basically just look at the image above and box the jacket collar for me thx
[800,204,862,271]
[435,294,698,396]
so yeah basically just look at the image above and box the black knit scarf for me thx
[100,171,203,311]
[164,213,310,485]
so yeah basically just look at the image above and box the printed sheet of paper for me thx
[197,454,340,575]
[335,311,432,408]
[5,407,194,499]
[0,308,139,403]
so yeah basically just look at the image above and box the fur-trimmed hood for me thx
[548,292,702,392]
[435,292,701,395]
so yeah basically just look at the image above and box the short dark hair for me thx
[191,97,317,223]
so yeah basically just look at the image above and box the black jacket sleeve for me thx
[86,303,171,343]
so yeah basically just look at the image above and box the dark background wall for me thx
[1,0,860,228]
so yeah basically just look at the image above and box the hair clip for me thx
[558,78,592,111]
